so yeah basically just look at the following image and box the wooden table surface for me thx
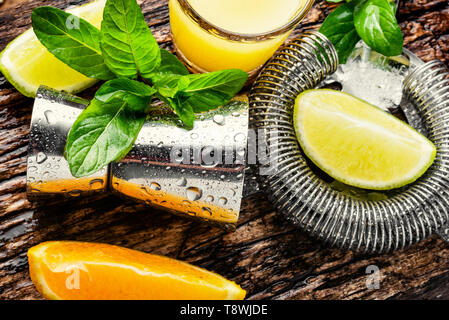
[0,0,449,300]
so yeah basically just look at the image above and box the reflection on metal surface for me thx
[27,86,108,199]
[110,101,248,231]
[26,87,248,230]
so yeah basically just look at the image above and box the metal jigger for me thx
[27,88,109,198]
[27,86,248,231]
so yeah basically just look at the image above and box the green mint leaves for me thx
[101,0,161,79]
[95,78,157,112]
[157,49,190,76]
[321,0,403,63]
[31,0,247,177]
[31,6,115,80]
[320,4,360,64]
[154,70,248,128]
[181,70,249,113]
[65,97,147,177]
[353,0,403,57]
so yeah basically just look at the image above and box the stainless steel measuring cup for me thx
[27,86,248,231]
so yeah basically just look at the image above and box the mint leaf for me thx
[152,69,247,127]
[100,0,161,79]
[151,69,247,127]
[149,50,189,96]
[180,69,248,112]
[95,78,156,111]
[354,0,403,56]
[320,3,361,64]
[167,97,195,129]
[65,97,146,177]
[152,74,190,99]
[157,49,189,76]
[31,6,114,80]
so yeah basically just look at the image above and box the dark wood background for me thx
[0,0,449,300]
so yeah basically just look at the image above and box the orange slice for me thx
[28,241,246,300]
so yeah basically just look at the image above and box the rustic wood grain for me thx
[0,0,449,300]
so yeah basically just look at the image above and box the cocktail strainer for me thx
[249,31,449,253]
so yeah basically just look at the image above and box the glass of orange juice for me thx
[169,0,314,77]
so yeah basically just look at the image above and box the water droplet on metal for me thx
[36,152,47,164]
[234,133,246,143]
[150,182,161,190]
[202,162,217,169]
[177,177,187,187]
[213,114,225,125]
[218,197,228,205]
[232,112,240,117]
[190,133,199,139]
[206,195,214,202]
[89,179,104,189]
[202,207,212,215]
[44,110,55,124]
[28,166,38,172]
[186,187,202,201]
[68,190,82,197]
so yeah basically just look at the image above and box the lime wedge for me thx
[0,0,106,97]
[293,89,436,190]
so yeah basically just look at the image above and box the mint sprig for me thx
[31,0,248,178]
[320,0,403,63]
